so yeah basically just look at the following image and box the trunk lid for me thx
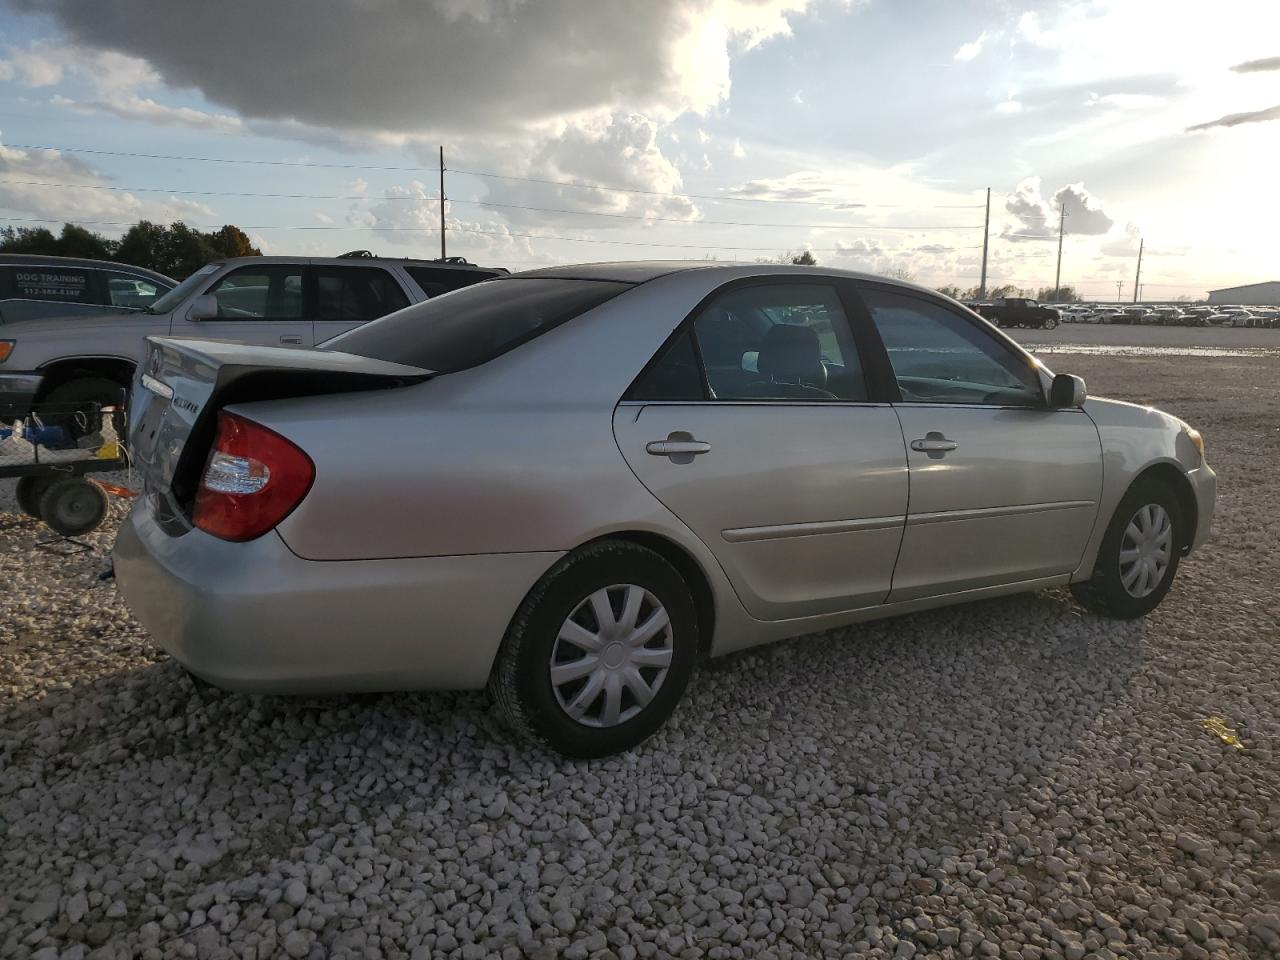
[131,336,431,507]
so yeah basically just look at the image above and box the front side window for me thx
[9,267,93,302]
[315,267,409,323]
[629,283,867,402]
[325,278,631,372]
[208,266,303,320]
[105,272,163,309]
[860,287,1044,406]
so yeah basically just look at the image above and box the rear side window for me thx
[105,271,164,309]
[405,266,495,297]
[324,278,631,372]
[9,267,95,303]
[315,267,409,322]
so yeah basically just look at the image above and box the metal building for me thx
[1207,281,1280,306]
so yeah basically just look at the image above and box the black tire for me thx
[38,477,109,537]
[15,475,53,518]
[489,540,698,758]
[1071,478,1183,619]
[37,377,126,443]
[1043,315,1058,330]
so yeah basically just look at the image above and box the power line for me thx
[1,141,985,209]
[0,178,983,230]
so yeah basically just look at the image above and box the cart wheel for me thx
[16,476,54,518]
[38,477,109,537]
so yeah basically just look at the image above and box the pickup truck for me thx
[971,297,1060,329]
[0,253,506,427]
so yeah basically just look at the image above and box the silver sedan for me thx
[114,263,1215,757]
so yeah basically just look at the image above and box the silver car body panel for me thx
[112,263,1216,692]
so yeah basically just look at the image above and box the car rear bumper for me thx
[113,500,560,693]
[1188,463,1215,554]
[0,371,42,420]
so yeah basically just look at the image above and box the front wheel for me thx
[1071,479,1183,619]
[490,540,699,758]
[1042,315,1059,330]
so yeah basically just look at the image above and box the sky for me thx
[0,0,1277,300]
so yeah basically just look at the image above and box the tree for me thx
[885,265,916,282]
[989,283,1028,298]
[2,219,261,278]
[1036,285,1080,302]
[789,249,817,266]
[0,223,117,259]
[935,284,964,299]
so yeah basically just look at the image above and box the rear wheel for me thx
[490,540,698,758]
[1071,479,1183,619]
[38,477,109,537]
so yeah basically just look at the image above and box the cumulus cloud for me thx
[1186,104,1280,131]
[953,31,987,63]
[1100,222,1142,256]
[1004,177,1113,238]
[7,0,814,137]
[1230,56,1280,73]
[0,141,215,223]
[0,40,157,91]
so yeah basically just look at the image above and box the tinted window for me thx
[861,287,1043,406]
[405,266,494,297]
[208,266,303,320]
[689,283,866,401]
[628,330,704,401]
[9,267,94,303]
[325,278,630,372]
[316,267,409,323]
[105,272,163,309]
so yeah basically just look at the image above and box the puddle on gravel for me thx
[1029,344,1280,358]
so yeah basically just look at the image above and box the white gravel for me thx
[1,352,1278,960]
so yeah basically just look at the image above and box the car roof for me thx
[0,253,175,284]
[505,260,949,294]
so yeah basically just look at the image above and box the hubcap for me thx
[1119,503,1173,599]
[550,584,673,728]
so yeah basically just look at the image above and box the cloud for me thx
[1085,92,1162,111]
[8,0,815,137]
[1230,56,1280,73]
[728,171,851,203]
[995,94,1023,114]
[1186,104,1280,131]
[51,93,243,132]
[731,138,746,159]
[0,141,215,223]
[953,31,987,63]
[1003,177,1113,238]
[0,40,158,91]
[1100,221,1142,256]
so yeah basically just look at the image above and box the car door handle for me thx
[279,335,303,345]
[910,436,958,453]
[646,440,711,456]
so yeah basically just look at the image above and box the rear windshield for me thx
[322,277,631,372]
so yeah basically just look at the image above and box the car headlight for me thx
[1186,427,1205,462]
[0,340,13,363]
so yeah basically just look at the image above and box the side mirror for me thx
[1050,372,1087,408]
[188,294,218,321]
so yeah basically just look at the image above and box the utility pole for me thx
[979,187,990,298]
[1053,201,1066,299]
[439,145,447,261]
[1115,280,1124,299]
[1133,237,1144,304]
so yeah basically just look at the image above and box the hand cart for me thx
[1,400,130,540]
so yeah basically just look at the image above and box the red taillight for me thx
[193,412,315,542]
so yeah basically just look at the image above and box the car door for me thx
[853,282,1103,603]
[183,264,313,347]
[311,265,411,343]
[613,279,909,620]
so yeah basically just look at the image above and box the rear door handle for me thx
[646,440,711,456]
[910,434,958,454]
[279,335,303,345]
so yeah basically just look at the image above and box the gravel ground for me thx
[1,351,1278,960]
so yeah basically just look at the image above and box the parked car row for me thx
[1047,302,1280,327]
[0,251,507,424]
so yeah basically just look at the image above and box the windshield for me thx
[323,277,632,372]
[149,263,222,314]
